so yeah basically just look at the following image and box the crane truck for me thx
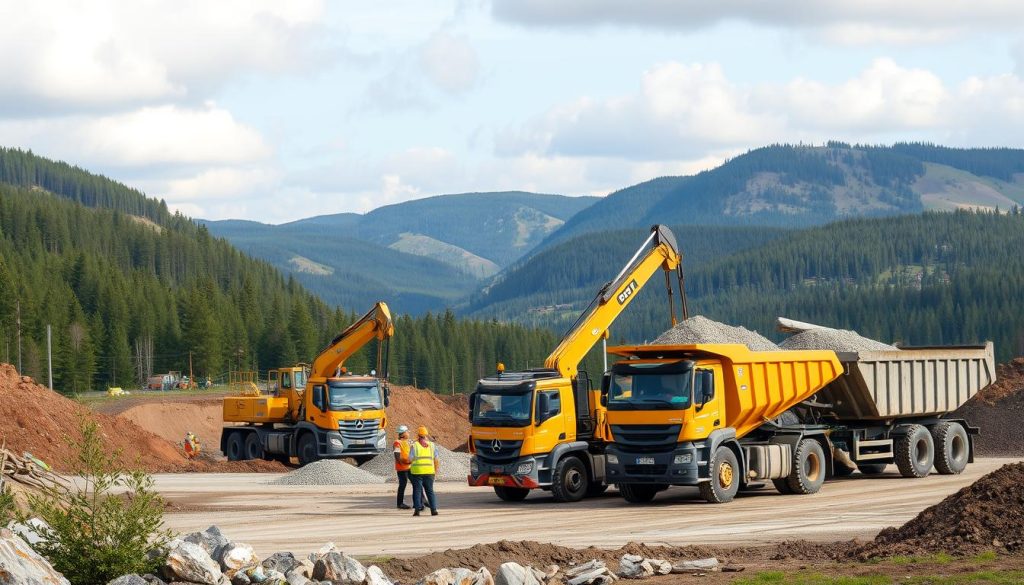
[467,225,685,502]
[602,341,995,504]
[221,301,395,466]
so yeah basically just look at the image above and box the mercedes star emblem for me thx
[491,439,502,452]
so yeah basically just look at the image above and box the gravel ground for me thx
[780,328,898,352]
[653,316,780,351]
[362,444,470,482]
[268,459,384,485]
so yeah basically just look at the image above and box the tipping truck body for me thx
[220,302,394,466]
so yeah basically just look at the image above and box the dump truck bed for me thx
[817,342,995,420]
[608,343,844,439]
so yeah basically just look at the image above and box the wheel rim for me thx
[915,438,929,466]
[566,468,584,493]
[805,451,821,482]
[718,461,734,489]
[951,434,967,462]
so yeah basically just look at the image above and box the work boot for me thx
[430,509,438,516]
[413,509,421,516]
[398,503,411,509]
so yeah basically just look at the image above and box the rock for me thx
[472,568,494,585]
[530,568,546,584]
[108,576,149,585]
[670,558,719,574]
[264,553,302,575]
[649,561,670,576]
[285,571,311,585]
[142,575,168,585]
[365,566,393,585]
[7,518,49,545]
[563,562,605,578]
[495,563,542,585]
[419,568,457,585]
[221,543,258,572]
[309,543,339,563]
[184,526,231,561]
[312,552,366,584]
[566,569,610,585]
[617,555,652,580]
[542,566,559,580]
[166,541,224,585]
[232,573,252,585]
[0,528,71,585]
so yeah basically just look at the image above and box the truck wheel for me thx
[586,483,609,497]
[832,464,855,478]
[298,433,319,466]
[771,478,794,494]
[857,463,888,476]
[244,433,262,460]
[699,446,740,504]
[895,424,934,478]
[786,439,826,495]
[619,483,660,503]
[551,456,588,503]
[225,431,244,461]
[931,421,969,475]
[494,486,530,502]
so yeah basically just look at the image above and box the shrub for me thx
[0,480,15,526]
[28,419,172,585]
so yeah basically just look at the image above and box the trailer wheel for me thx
[244,433,263,460]
[225,431,244,462]
[931,421,969,475]
[494,486,530,502]
[298,433,319,466]
[699,446,740,503]
[771,478,794,494]
[895,424,934,478]
[857,463,887,476]
[551,456,588,503]
[619,483,660,503]
[786,439,826,495]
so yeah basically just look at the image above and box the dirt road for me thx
[157,457,1021,558]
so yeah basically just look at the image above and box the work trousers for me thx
[411,473,437,512]
[396,470,410,506]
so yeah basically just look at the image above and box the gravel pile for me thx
[362,444,470,482]
[652,316,780,351]
[269,459,384,485]
[780,328,897,352]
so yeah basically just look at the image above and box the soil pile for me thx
[864,462,1024,557]
[113,396,232,456]
[780,328,898,352]
[386,385,470,450]
[953,357,1024,456]
[653,316,779,351]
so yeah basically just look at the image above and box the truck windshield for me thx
[327,383,382,411]
[609,367,692,411]
[472,391,532,427]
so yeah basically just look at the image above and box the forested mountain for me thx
[0,148,560,394]
[540,143,1024,249]
[205,192,596,312]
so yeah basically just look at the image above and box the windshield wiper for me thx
[331,404,356,411]
[634,399,680,408]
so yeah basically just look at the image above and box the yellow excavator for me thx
[468,226,685,502]
[221,301,395,466]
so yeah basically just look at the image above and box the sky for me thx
[2,1,1024,223]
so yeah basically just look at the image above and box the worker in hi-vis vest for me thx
[409,425,440,516]
[393,425,413,509]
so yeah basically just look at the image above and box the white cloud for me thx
[419,32,480,93]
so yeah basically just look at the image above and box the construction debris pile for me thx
[863,462,1024,557]
[0,444,70,507]
[652,316,779,351]
[269,460,385,486]
[362,445,471,483]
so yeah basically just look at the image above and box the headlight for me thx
[607,454,619,465]
[470,459,479,475]
[330,438,342,447]
[377,433,387,446]
[673,453,693,465]
[516,461,534,475]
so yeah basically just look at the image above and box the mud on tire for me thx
[895,424,934,478]
[931,421,969,475]
[699,446,740,504]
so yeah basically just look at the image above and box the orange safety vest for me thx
[393,439,411,471]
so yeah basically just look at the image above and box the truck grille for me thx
[339,418,380,441]
[624,464,669,476]
[473,439,523,463]
[611,424,681,450]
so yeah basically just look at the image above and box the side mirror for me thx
[600,375,610,407]
[383,385,391,407]
[694,371,714,411]
[468,393,477,422]
[536,393,551,425]
[312,385,325,411]
[600,394,608,407]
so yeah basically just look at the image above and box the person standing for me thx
[393,425,412,509]
[409,426,439,516]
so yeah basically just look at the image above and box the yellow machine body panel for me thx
[222,395,292,423]
[470,378,574,458]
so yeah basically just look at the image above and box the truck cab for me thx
[300,373,390,464]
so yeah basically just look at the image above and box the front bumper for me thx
[320,429,387,457]
[468,454,543,489]
[605,443,701,485]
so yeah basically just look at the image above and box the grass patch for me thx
[889,552,955,566]
[969,551,999,563]
[735,571,1024,585]
[357,555,395,564]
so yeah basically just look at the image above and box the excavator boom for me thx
[311,301,394,379]
[544,225,683,378]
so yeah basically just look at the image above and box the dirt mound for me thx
[953,357,1024,456]
[862,462,1024,557]
[387,386,470,450]
[115,397,232,456]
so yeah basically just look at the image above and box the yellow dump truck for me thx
[220,302,394,466]
[603,341,995,503]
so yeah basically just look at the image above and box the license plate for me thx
[351,439,365,445]
[488,476,506,486]
[635,457,656,465]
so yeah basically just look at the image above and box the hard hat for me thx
[397,425,409,434]
[417,426,429,437]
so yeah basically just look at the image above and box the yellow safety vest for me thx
[409,440,436,475]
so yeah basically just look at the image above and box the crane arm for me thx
[310,301,395,379]
[544,225,683,378]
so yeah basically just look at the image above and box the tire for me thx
[699,446,740,504]
[494,486,530,502]
[551,456,588,503]
[298,433,320,467]
[772,478,794,494]
[832,463,856,477]
[931,421,969,475]
[786,439,826,495]
[857,463,888,476]
[586,482,609,497]
[243,433,263,460]
[895,424,934,478]
[225,431,244,462]
[619,483,660,503]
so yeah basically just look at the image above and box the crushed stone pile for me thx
[953,357,1024,456]
[652,316,779,351]
[362,444,470,482]
[780,328,898,352]
[861,462,1024,557]
[269,459,384,485]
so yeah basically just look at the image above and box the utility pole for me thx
[451,364,455,396]
[47,324,52,390]
[189,351,194,387]
[15,300,21,374]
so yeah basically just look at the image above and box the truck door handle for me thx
[559,433,566,440]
